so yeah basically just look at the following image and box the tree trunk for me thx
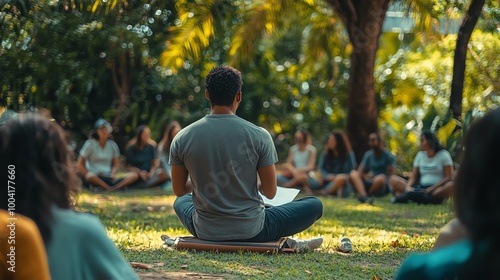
[111,51,131,127]
[449,0,485,121]
[324,0,390,162]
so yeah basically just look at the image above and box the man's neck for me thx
[210,105,235,115]
[373,147,383,155]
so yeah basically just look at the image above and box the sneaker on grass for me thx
[287,237,323,253]
[357,195,375,205]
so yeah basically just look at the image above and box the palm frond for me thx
[301,3,347,80]
[228,0,318,66]
[159,0,217,72]
[400,0,440,37]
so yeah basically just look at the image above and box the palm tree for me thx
[450,0,486,121]
[159,0,438,161]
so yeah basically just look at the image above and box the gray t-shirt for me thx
[79,139,120,176]
[169,114,278,241]
[360,149,395,176]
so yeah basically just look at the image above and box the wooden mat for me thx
[161,235,297,254]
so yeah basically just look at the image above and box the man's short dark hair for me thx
[205,65,243,106]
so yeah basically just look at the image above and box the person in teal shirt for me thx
[350,132,395,203]
[395,107,500,279]
[0,113,139,280]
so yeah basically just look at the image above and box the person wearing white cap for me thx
[77,118,138,191]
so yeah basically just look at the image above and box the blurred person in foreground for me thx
[395,107,500,279]
[0,113,139,280]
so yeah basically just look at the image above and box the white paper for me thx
[260,186,300,206]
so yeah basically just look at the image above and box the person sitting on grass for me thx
[170,65,323,252]
[125,125,168,189]
[0,113,139,280]
[277,129,319,193]
[157,121,182,189]
[390,131,454,204]
[315,130,358,198]
[350,132,395,204]
[77,118,138,191]
[395,107,500,279]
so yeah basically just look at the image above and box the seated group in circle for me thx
[1,66,492,279]
[277,128,453,205]
[77,118,182,191]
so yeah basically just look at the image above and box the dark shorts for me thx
[363,179,390,197]
[412,184,432,191]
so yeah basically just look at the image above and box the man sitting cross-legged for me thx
[170,65,323,252]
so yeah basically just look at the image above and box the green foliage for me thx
[0,0,350,156]
[77,189,454,279]
[2,0,498,164]
[477,1,500,32]
[375,26,499,171]
[381,104,477,174]
[378,29,500,117]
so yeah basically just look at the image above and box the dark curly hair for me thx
[454,107,500,277]
[205,65,243,106]
[0,113,79,244]
[325,130,352,164]
[131,125,148,153]
[421,130,444,153]
[160,121,181,156]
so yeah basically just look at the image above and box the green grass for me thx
[77,189,454,279]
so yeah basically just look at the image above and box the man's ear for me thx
[205,90,210,101]
[236,92,242,103]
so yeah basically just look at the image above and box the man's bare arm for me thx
[172,165,191,197]
[258,164,277,199]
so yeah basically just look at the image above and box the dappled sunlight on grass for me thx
[74,189,456,279]
[341,203,385,213]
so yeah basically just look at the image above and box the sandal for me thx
[338,237,353,253]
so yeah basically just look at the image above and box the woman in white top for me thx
[277,129,318,191]
[390,130,454,204]
[77,118,138,191]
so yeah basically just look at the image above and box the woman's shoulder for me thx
[105,139,119,148]
[436,149,452,157]
[306,144,317,152]
[396,239,472,280]
[414,150,426,159]
[0,210,41,239]
[148,139,157,148]
[84,138,98,145]
[50,207,105,234]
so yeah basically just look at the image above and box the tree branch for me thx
[323,0,357,30]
